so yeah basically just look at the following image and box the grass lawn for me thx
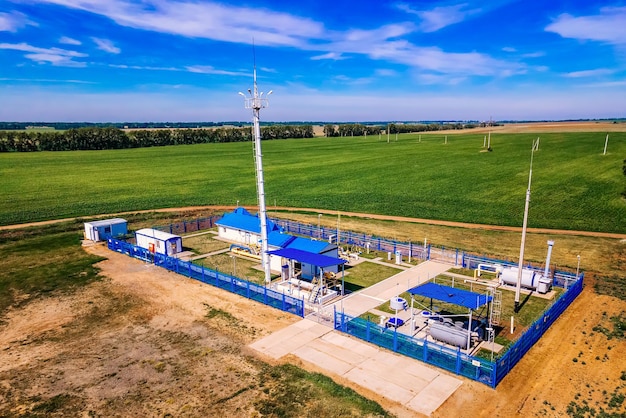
[342,261,404,293]
[195,253,278,284]
[0,221,105,316]
[182,233,229,254]
[1,132,625,233]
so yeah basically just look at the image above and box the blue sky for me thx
[1,0,625,122]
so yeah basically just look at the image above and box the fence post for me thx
[196,218,200,231]
[169,224,173,234]
[427,244,431,260]
[423,339,428,361]
[393,327,398,351]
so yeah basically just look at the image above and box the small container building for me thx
[135,228,182,256]
[84,218,127,242]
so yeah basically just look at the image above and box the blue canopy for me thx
[408,282,492,310]
[268,248,346,268]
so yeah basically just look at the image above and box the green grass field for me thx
[1,132,624,233]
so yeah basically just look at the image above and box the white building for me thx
[135,228,182,256]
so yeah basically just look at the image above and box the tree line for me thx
[0,122,236,130]
[322,122,478,137]
[0,125,314,152]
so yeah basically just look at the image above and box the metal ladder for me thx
[490,289,503,325]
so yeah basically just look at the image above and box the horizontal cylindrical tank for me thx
[429,322,470,349]
[500,267,539,289]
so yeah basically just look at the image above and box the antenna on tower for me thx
[238,44,272,284]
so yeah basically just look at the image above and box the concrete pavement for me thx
[249,260,462,417]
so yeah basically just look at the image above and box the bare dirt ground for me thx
[313,121,626,137]
[0,243,300,417]
[466,121,626,134]
[435,286,626,418]
[1,240,624,417]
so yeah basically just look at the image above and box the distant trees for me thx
[0,125,315,152]
[322,122,477,138]
[387,122,475,134]
[323,124,382,137]
[323,124,337,137]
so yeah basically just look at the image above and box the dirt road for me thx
[3,205,625,240]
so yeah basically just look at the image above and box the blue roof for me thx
[408,282,492,310]
[216,207,279,234]
[268,231,296,248]
[268,248,346,268]
[285,237,329,253]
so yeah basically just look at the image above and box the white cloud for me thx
[92,37,120,53]
[30,0,521,79]
[502,47,516,52]
[109,64,180,71]
[0,42,87,66]
[564,68,616,78]
[375,69,397,77]
[107,63,248,76]
[546,6,626,45]
[0,77,95,84]
[59,36,81,45]
[0,11,36,32]
[310,52,347,60]
[185,65,248,76]
[522,51,545,58]
[332,74,373,85]
[580,80,626,88]
[396,3,482,32]
[36,0,324,47]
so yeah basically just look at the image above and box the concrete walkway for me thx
[249,261,462,417]
[333,260,452,317]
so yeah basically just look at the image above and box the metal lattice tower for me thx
[239,67,272,284]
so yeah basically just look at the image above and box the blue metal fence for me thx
[334,310,496,386]
[493,273,583,386]
[462,254,582,288]
[107,238,305,317]
[135,214,585,387]
[272,218,433,262]
[334,271,584,387]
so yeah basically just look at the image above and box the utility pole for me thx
[514,141,536,312]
